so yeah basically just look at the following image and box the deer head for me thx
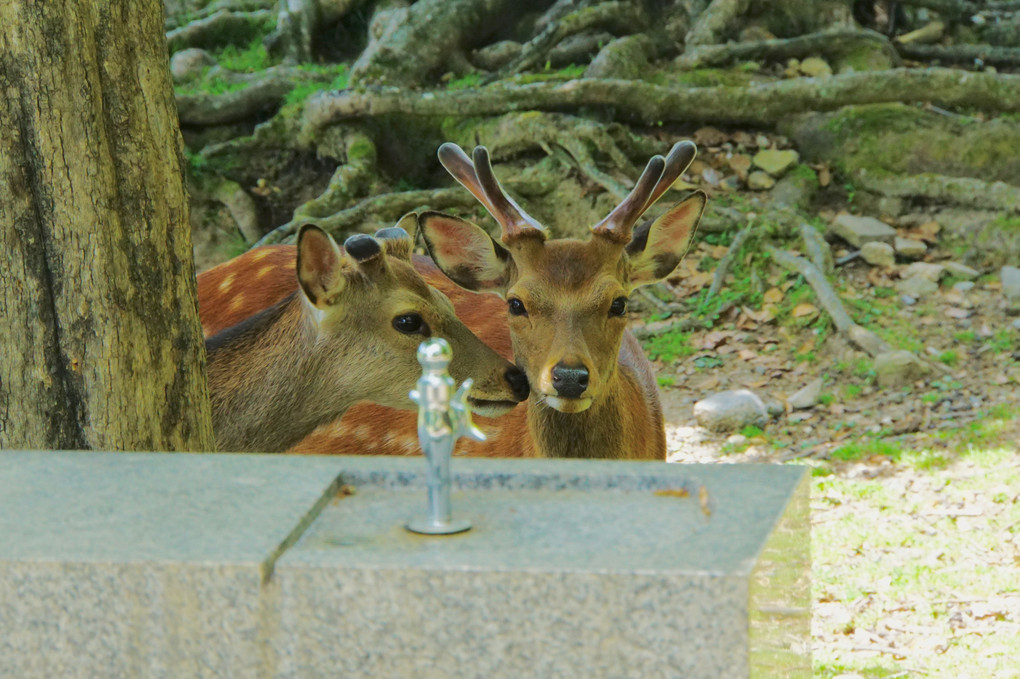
[420,143,705,415]
[205,214,528,452]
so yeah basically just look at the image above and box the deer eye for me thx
[393,313,426,335]
[609,297,628,317]
[508,298,528,317]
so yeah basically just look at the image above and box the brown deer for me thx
[401,142,706,459]
[201,215,528,453]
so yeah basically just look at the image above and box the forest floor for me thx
[649,237,1020,677]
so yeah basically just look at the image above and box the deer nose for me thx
[551,361,589,399]
[505,366,530,401]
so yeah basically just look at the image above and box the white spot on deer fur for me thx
[400,437,418,454]
[252,249,272,261]
[257,266,274,278]
[229,296,247,312]
[218,273,235,291]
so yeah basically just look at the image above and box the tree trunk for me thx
[0,1,215,452]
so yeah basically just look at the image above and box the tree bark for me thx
[0,1,215,451]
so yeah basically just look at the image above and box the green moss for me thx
[215,38,273,73]
[642,329,695,364]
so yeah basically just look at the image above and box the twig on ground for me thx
[764,245,892,357]
[799,223,834,275]
[706,225,752,301]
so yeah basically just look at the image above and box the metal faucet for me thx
[406,338,484,535]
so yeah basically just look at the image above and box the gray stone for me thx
[788,378,824,410]
[471,40,522,70]
[943,261,981,280]
[693,389,770,432]
[829,214,896,247]
[902,261,945,282]
[170,47,216,82]
[1013,318,1020,331]
[860,241,895,267]
[896,275,939,298]
[1,452,811,679]
[1001,265,1020,302]
[746,170,776,190]
[894,237,927,259]
[752,149,799,176]
[953,281,976,292]
[874,350,930,387]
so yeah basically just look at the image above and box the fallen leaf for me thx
[698,485,711,516]
[763,287,784,304]
[728,154,752,180]
[818,165,831,187]
[654,488,690,498]
[946,307,972,319]
[702,330,732,349]
[738,349,758,360]
[710,244,729,259]
[696,375,720,390]
[793,303,819,318]
[745,378,770,388]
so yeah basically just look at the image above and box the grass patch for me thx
[642,329,695,364]
[829,438,904,462]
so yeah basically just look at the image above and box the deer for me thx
[200,214,529,453]
[199,143,705,460]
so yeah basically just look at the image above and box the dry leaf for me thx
[697,375,721,390]
[763,287,784,304]
[654,488,690,498]
[738,349,758,360]
[818,165,831,187]
[793,303,819,318]
[702,330,732,349]
[698,485,711,516]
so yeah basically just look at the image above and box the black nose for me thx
[551,361,589,399]
[505,366,530,401]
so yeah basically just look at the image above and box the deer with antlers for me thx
[198,143,705,460]
[201,214,529,453]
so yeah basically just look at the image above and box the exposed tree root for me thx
[349,0,518,86]
[255,188,476,245]
[896,43,1020,68]
[177,66,331,126]
[677,28,901,69]
[264,0,364,62]
[854,170,1020,214]
[292,131,378,221]
[166,9,273,52]
[165,0,275,30]
[684,0,750,47]
[488,1,644,81]
[799,223,834,275]
[764,245,892,358]
[304,68,1020,131]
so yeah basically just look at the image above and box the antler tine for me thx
[640,141,698,214]
[591,155,666,244]
[437,143,499,218]
[471,146,546,242]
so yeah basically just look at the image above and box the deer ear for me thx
[626,191,706,289]
[419,211,512,294]
[296,224,347,307]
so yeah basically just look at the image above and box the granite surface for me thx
[0,451,809,679]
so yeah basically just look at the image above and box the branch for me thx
[706,225,752,301]
[166,9,273,52]
[176,66,331,126]
[764,245,891,357]
[677,29,901,69]
[165,0,275,30]
[853,170,1020,214]
[304,68,1020,132]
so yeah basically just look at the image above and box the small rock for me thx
[751,149,799,176]
[999,265,1020,302]
[788,378,823,410]
[726,434,748,446]
[901,294,917,305]
[693,389,769,433]
[719,175,742,192]
[799,56,832,77]
[860,241,895,267]
[897,276,938,298]
[471,40,522,70]
[829,214,896,247]
[943,261,980,280]
[874,350,930,388]
[170,48,216,83]
[1013,318,1020,331]
[894,237,927,259]
[953,281,975,293]
[754,134,771,149]
[902,261,945,282]
[746,170,776,190]
[700,166,721,186]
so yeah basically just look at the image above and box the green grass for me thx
[656,375,677,388]
[829,438,905,462]
[642,329,695,364]
[938,350,959,366]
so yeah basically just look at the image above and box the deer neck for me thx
[206,294,355,452]
[525,368,633,459]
